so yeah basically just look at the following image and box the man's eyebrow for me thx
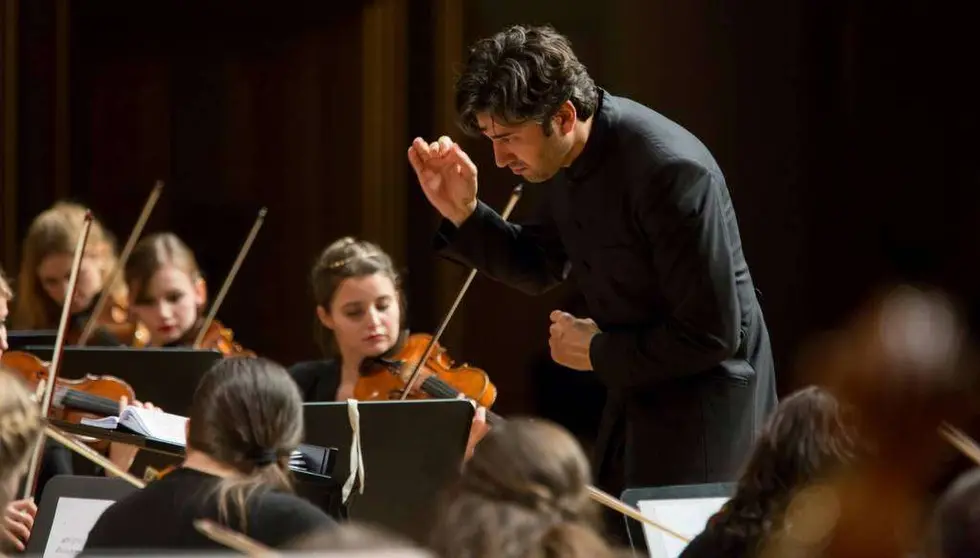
[482,129,514,140]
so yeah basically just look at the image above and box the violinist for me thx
[123,232,253,356]
[0,370,44,554]
[288,237,488,457]
[82,356,335,552]
[1,265,152,515]
[10,202,130,345]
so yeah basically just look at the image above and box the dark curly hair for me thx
[454,24,598,137]
[706,386,863,556]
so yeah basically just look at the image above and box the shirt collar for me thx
[564,87,615,182]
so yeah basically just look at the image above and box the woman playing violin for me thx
[124,232,251,355]
[288,237,488,457]
[10,202,131,345]
[0,265,154,551]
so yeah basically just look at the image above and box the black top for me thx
[82,467,334,552]
[434,88,777,505]
[288,359,341,402]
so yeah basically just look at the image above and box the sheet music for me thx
[80,406,188,446]
[637,497,728,558]
[41,497,115,557]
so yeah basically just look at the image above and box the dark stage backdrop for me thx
[2,0,976,440]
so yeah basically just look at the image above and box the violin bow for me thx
[41,421,146,488]
[22,211,95,499]
[395,185,690,543]
[78,181,164,345]
[193,207,267,349]
[194,519,278,556]
[939,422,980,466]
[399,184,524,398]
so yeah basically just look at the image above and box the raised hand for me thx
[407,136,479,227]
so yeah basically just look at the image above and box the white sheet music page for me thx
[41,497,115,557]
[80,406,188,446]
[638,497,728,558]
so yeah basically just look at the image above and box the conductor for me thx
[407,24,777,535]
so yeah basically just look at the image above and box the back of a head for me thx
[931,468,980,558]
[711,386,861,553]
[289,522,431,556]
[454,24,597,137]
[0,370,43,510]
[187,356,303,468]
[429,418,609,557]
[186,356,304,529]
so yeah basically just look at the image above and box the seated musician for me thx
[0,369,44,553]
[288,237,487,455]
[428,417,619,558]
[123,232,250,355]
[0,265,150,547]
[677,385,865,558]
[82,356,335,552]
[10,201,129,345]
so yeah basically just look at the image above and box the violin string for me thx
[399,184,525,399]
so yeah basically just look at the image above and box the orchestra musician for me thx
[408,23,777,537]
[0,264,151,533]
[10,202,128,345]
[122,232,209,348]
[287,237,488,458]
[82,356,335,551]
[0,368,44,554]
[122,232,251,355]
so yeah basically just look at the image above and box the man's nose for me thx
[492,143,513,168]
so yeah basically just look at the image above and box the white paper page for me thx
[638,497,728,558]
[41,497,115,558]
[121,407,188,446]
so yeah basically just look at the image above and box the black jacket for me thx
[434,88,777,492]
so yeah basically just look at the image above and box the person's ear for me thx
[316,305,334,330]
[554,100,577,135]
[194,277,207,309]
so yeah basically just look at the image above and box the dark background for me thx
[2,0,977,448]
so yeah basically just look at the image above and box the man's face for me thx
[476,112,572,183]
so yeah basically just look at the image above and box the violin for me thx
[1,350,135,452]
[195,319,255,357]
[72,291,151,348]
[357,332,498,410]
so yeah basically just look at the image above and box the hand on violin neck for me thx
[548,311,600,371]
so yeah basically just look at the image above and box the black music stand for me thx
[620,482,735,558]
[5,330,57,351]
[302,399,474,544]
[25,475,138,555]
[22,346,222,416]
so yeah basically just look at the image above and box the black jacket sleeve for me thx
[589,162,742,388]
[433,196,569,295]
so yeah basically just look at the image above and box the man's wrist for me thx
[450,201,478,228]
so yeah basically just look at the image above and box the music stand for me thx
[25,475,138,555]
[5,330,57,351]
[621,482,734,558]
[22,346,222,416]
[302,399,474,543]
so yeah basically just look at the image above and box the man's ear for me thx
[316,305,334,330]
[555,100,578,135]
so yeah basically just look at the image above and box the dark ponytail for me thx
[186,356,304,532]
